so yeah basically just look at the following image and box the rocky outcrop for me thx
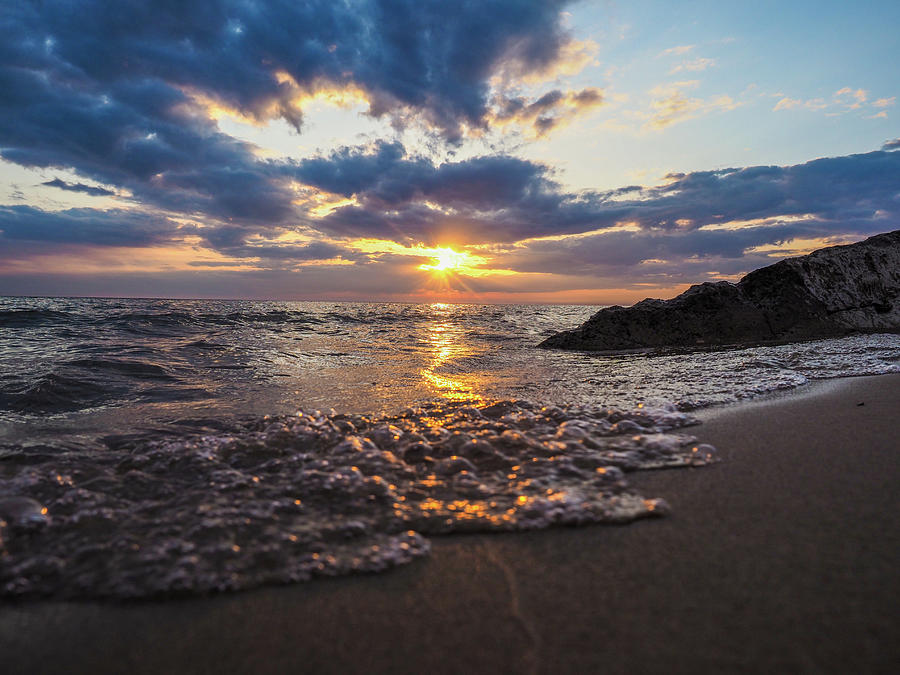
[539,230,900,351]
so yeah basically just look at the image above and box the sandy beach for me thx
[3,373,898,674]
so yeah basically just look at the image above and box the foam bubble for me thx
[0,399,715,599]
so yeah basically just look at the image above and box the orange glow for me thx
[417,246,496,277]
[745,236,863,257]
[0,242,253,275]
[398,284,694,305]
[418,247,469,272]
[272,71,370,109]
[418,303,485,403]
[181,76,369,128]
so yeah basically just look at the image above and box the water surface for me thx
[1,297,897,597]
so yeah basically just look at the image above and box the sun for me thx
[415,245,507,280]
[419,247,469,273]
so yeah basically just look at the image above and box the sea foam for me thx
[0,399,714,598]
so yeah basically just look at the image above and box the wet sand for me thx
[3,374,899,674]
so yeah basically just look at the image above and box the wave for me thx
[0,373,115,413]
[0,359,184,414]
[64,358,176,380]
[221,310,323,326]
[78,309,327,331]
[0,398,716,599]
[0,308,72,327]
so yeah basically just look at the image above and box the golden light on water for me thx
[418,303,485,403]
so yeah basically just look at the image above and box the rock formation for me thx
[539,229,900,351]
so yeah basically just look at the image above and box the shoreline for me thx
[691,372,881,420]
[3,373,899,674]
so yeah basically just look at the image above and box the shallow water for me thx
[1,297,897,597]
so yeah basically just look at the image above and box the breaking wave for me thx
[0,399,715,598]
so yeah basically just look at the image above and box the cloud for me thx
[834,87,867,109]
[0,63,297,231]
[0,202,364,273]
[773,97,800,111]
[286,142,900,255]
[288,141,584,243]
[0,0,597,258]
[215,241,360,265]
[0,205,179,246]
[772,96,827,112]
[41,178,115,197]
[623,150,900,232]
[0,261,432,302]
[658,45,695,57]
[645,82,740,129]
[1,0,586,144]
[492,38,600,86]
[4,144,898,298]
[488,87,604,136]
[292,140,556,210]
[773,87,892,115]
[6,134,899,283]
[466,230,854,296]
[669,57,716,74]
[472,148,900,285]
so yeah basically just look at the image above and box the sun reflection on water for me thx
[418,303,485,404]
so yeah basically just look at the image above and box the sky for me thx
[1,0,898,304]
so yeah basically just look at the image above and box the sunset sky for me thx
[1,0,898,303]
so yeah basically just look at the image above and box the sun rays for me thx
[418,247,472,273]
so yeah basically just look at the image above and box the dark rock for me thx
[540,230,900,351]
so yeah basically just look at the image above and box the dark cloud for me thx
[2,1,578,140]
[297,141,557,212]
[290,141,424,200]
[290,140,570,242]
[491,87,604,136]
[0,262,428,302]
[294,144,900,247]
[5,131,898,291]
[0,62,297,239]
[216,241,362,265]
[0,205,179,246]
[42,179,115,197]
[489,224,846,277]
[0,201,361,271]
[883,138,900,150]
[0,0,584,253]
[351,0,577,138]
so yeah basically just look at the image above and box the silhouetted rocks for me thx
[539,230,900,351]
